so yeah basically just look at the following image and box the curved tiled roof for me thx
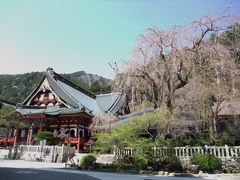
[17,68,125,117]
[46,72,80,108]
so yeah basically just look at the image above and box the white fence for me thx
[11,145,75,163]
[114,145,240,161]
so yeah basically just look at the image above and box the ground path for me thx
[0,160,239,180]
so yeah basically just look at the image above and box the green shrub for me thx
[192,154,222,172]
[151,155,183,172]
[133,154,149,170]
[118,163,133,170]
[93,109,182,154]
[115,149,150,170]
[103,163,120,170]
[166,156,183,172]
[80,154,97,169]
[215,133,236,146]
[95,162,134,170]
[168,136,210,147]
[36,131,53,145]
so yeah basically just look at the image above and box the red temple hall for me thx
[1,68,126,152]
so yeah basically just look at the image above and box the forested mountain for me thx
[69,71,111,86]
[0,71,112,104]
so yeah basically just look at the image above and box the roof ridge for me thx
[96,92,120,97]
[52,71,96,99]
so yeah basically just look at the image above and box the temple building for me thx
[211,101,240,136]
[0,99,17,148]
[1,68,128,152]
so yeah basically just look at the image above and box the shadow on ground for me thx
[0,167,100,180]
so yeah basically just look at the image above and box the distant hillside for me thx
[0,71,112,104]
[70,71,111,86]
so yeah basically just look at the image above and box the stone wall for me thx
[71,153,115,166]
[96,154,115,164]
[0,149,10,159]
[10,145,75,163]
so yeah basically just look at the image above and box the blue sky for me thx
[0,0,239,79]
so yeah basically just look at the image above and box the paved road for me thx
[0,160,239,180]
[0,159,65,169]
[0,167,100,180]
[0,167,204,180]
[0,160,202,180]
[41,168,204,180]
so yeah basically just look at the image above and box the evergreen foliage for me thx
[80,154,97,169]
[0,105,25,128]
[0,72,43,103]
[36,131,54,145]
[93,108,187,153]
[89,81,111,94]
[192,153,222,172]
[151,155,183,172]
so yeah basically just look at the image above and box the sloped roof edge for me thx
[53,72,96,99]
[46,73,79,108]
[17,107,94,117]
[21,75,46,105]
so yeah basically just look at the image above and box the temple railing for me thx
[7,137,15,143]
[53,137,85,144]
[114,145,240,161]
[64,137,79,144]
[0,137,15,143]
[0,137,6,142]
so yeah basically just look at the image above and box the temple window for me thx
[79,129,84,138]
[70,129,75,137]
[21,129,26,138]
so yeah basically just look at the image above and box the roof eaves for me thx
[107,93,125,114]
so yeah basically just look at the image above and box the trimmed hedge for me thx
[192,153,222,172]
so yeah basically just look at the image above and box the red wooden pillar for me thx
[76,126,79,138]
[13,128,19,146]
[39,118,45,131]
[77,137,81,153]
[76,120,80,153]
[5,128,9,148]
[67,121,70,144]
[26,128,30,144]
